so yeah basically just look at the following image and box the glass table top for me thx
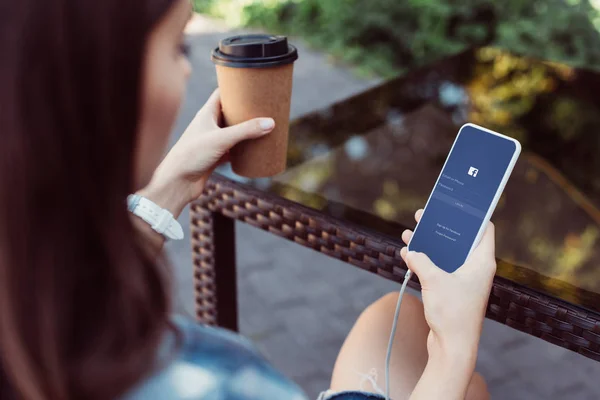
[218,47,600,313]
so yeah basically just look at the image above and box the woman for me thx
[0,0,494,399]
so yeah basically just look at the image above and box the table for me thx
[191,47,600,362]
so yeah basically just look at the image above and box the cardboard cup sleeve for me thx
[216,64,294,178]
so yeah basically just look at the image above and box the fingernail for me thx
[259,118,275,131]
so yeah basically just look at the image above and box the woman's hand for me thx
[141,89,275,217]
[402,209,496,400]
[400,209,496,364]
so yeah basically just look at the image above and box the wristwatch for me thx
[127,194,184,240]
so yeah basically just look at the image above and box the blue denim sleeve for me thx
[123,317,308,400]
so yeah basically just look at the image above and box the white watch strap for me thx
[127,195,184,240]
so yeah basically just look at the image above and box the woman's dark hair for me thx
[0,0,177,398]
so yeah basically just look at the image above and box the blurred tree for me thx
[194,0,600,78]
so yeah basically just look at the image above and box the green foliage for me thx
[194,0,600,78]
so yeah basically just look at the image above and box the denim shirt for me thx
[122,317,308,400]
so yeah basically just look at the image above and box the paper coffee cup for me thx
[212,35,298,178]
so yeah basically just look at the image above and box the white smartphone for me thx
[407,123,521,273]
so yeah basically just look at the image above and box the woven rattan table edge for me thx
[190,174,600,362]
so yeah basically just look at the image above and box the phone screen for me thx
[408,124,519,272]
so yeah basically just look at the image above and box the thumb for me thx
[405,251,441,285]
[214,118,275,150]
[203,88,221,114]
[194,88,222,124]
[459,223,497,278]
[471,222,495,259]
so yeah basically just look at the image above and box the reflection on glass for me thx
[223,47,600,312]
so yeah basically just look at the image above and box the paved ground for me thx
[166,15,600,399]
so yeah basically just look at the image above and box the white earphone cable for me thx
[384,269,413,400]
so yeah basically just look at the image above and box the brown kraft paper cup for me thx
[216,63,294,177]
[212,35,298,178]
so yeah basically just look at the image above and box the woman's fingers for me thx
[415,209,424,223]
[400,208,422,247]
[405,251,441,284]
[214,118,275,151]
[400,246,440,282]
[400,246,408,260]
[402,229,413,245]
[399,209,421,246]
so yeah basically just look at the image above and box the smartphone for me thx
[407,123,521,273]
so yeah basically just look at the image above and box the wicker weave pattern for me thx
[191,175,600,362]
[190,204,218,326]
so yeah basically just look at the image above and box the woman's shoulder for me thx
[122,316,308,400]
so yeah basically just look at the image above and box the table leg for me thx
[192,207,239,331]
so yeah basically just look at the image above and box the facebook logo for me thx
[468,167,479,177]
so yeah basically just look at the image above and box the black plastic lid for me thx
[212,34,298,68]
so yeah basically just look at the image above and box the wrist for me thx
[138,175,191,219]
[428,334,478,373]
[413,340,478,400]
